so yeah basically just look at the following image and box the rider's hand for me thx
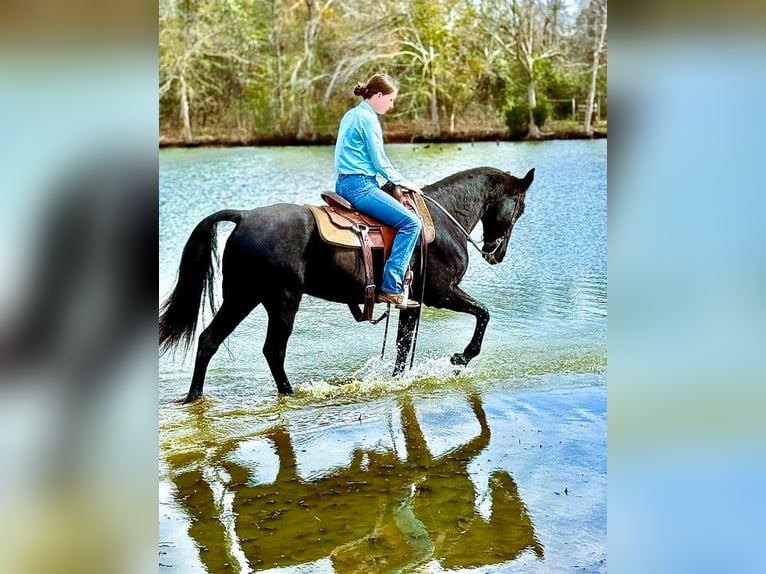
[401,181,423,195]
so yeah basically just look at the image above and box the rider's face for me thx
[369,90,397,115]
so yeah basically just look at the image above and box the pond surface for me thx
[159,140,607,573]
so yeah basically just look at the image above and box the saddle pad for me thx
[306,194,434,248]
[306,205,393,249]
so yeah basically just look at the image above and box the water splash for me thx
[292,354,478,403]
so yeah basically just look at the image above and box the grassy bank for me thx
[159,119,607,148]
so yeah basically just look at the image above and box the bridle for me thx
[422,193,524,257]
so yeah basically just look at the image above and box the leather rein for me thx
[422,193,522,257]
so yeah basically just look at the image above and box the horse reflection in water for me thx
[166,393,544,572]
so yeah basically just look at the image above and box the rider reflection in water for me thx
[334,74,423,310]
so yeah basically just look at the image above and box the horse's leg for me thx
[262,292,301,395]
[440,286,490,367]
[184,297,257,403]
[393,309,419,375]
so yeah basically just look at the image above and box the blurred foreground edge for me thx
[0,154,157,396]
[0,152,158,574]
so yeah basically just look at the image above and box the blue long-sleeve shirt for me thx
[334,101,405,185]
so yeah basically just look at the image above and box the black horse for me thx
[159,166,534,401]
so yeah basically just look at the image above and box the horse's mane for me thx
[425,167,511,200]
[424,168,518,224]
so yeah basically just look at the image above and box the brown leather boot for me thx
[377,291,420,309]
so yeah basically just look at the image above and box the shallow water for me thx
[159,140,607,573]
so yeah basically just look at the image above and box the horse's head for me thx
[480,168,534,264]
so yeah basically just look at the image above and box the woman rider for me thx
[334,74,423,309]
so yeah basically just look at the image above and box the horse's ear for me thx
[522,168,535,189]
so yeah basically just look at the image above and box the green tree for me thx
[394,0,451,136]
[158,0,605,142]
[481,0,570,138]
[160,0,265,142]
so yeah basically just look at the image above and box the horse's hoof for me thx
[450,353,468,366]
[182,393,201,404]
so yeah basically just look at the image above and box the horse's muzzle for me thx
[483,251,501,265]
[482,236,510,265]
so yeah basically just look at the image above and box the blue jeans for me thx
[335,174,422,295]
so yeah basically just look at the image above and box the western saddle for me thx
[306,187,434,322]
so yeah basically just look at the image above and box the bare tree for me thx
[321,11,408,105]
[269,0,287,128]
[440,2,494,134]
[481,0,565,138]
[399,28,441,136]
[159,0,206,143]
[394,0,474,138]
[158,0,605,142]
[285,0,337,139]
[583,0,607,135]
[160,0,255,143]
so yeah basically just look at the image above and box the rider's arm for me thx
[362,113,406,185]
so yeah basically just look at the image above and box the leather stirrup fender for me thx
[354,223,376,323]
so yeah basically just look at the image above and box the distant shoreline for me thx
[159,127,606,149]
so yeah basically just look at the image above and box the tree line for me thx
[159,0,607,144]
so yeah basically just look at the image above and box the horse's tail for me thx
[159,209,244,355]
